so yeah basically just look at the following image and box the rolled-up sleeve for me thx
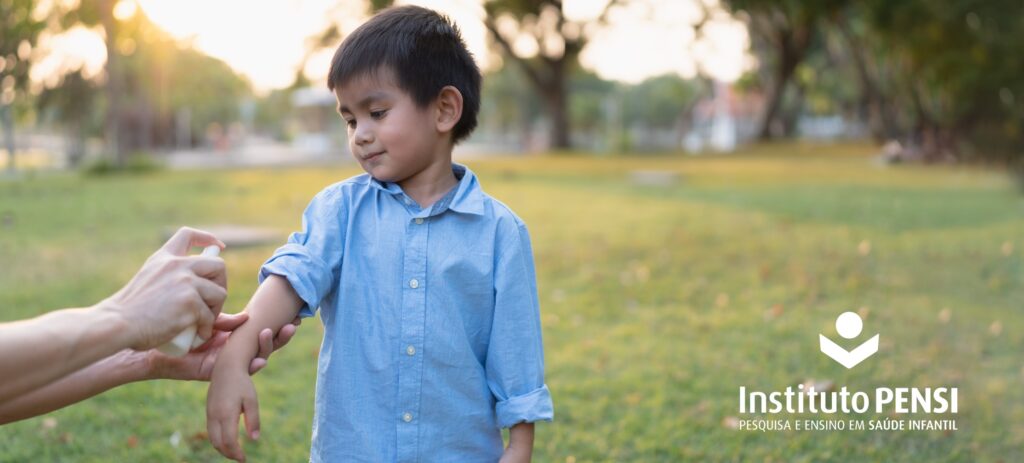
[486,220,554,428]
[259,187,345,318]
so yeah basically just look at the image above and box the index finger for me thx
[162,227,226,256]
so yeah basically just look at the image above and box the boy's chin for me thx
[362,164,398,182]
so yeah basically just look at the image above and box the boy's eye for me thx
[345,119,356,128]
[370,110,387,119]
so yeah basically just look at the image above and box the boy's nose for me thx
[354,125,374,145]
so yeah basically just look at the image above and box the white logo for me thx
[819,312,879,369]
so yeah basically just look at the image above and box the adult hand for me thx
[101,227,228,351]
[146,313,302,381]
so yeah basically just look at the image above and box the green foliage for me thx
[114,11,251,144]
[0,0,47,99]
[621,74,703,129]
[861,0,1024,153]
[81,151,165,176]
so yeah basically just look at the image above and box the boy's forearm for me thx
[212,275,304,374]
[507,422,535,453]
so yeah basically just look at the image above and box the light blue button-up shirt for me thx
[259,164,553,462]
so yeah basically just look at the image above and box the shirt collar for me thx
[447,163,485,215]
[368,163,485,216]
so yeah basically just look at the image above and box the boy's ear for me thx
[434,86,463,135]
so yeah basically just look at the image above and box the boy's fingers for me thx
[207,419,222,459]
[220,416,244,462]
[243,396,261,441]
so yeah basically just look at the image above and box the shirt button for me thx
[406,345,416,356]
[415,218,424,225]
[403,412,413,422]
[409,279,419,289]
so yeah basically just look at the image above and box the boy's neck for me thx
[397,157,459,210]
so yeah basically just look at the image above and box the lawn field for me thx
[1,143,1022,461]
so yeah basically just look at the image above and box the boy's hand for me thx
[207,369,260,462]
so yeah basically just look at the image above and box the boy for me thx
[206,5,553,462]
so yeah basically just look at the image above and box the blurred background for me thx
[0,0,1022,461]
[1,0,1019,169]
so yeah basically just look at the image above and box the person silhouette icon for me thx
[819,312,880,369]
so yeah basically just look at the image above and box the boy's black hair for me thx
[327,5,481,144]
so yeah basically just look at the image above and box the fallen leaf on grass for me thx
[764,304,784,320]
[858,240,871,256]
[801,379,835,394]
[41,417,57,431]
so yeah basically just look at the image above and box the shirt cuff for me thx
[495,384,554,428]
[258,243,332,318]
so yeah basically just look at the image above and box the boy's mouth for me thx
[363,151,385,161]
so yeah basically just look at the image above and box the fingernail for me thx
[252,430,260,440]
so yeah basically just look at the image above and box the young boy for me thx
[206,5,553,462]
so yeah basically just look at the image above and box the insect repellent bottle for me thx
[156,245,221,356]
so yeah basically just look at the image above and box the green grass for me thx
[1,142,1022,462]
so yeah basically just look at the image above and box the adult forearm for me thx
[0,304,132,404]
[0,349,148,425]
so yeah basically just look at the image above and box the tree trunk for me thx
[544,60,571,149]
[758,37,802,140]
[752,9,814,141]
[835,16,898,142]
[67,119,86,167]
[1,103,14,174]
[102,0,123,166]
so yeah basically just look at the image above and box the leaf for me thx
[41,417,57,431]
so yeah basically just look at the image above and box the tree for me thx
[482,0,622,149]
[56,0,125,164]
[37,69,99,167]
[723,0,845,140]
[0,0,46,174]
[856,0,1024,159]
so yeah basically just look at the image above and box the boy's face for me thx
[334,69,442,183]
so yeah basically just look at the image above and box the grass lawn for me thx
[1,142,1021,461]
